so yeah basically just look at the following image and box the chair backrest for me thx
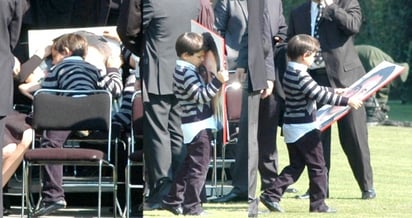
[225,83,242,122]
[32,89,112,132]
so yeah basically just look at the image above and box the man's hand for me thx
[13,57,21,78]
[236,67,246,82]
[260,80,274,99]
[323,0,333,6]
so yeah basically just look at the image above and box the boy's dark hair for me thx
[287,34,320,61]
[175,32,204,57]
[53,33,88,58]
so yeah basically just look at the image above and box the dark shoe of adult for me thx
[161,201,183,215]
[33,199,67,217]
[295,192,309,200]
[259,195,284,213]
[248,197,259,217]
[381,119,401,126]
[143,201,162,210]
[184,209,207,216]
[285,187,298,193]
[3,208,12,216]
[209,191,247,203]
[310,206,337,213]
[362,189,376,199]
[130,203,143,217]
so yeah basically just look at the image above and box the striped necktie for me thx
[313,3,324,66]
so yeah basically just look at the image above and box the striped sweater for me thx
[42,57,101,93]
[173,60,222,124]
[282,62,349,124]
[42,56,123,97]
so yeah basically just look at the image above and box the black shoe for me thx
[184,210,207,216]
[143,201,162,210]
[381,119,401,126]
[209,191,247,203]
[130,203,144,217]
[295,192,309,200]
[362,189,376,199]
[33,199,67,216]
[311,206,337,213]
[259,195,284,212]
[3,208,12,216]
[285,187,298,193]
[161,201,183,215]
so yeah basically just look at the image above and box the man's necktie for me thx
[313,3,324,66]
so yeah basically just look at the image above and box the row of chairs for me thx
[18,79,242,217]
[21,89,135,217]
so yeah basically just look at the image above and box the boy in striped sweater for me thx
[33,33,120,216]
[259,34,363,213]
[162,32,228,216]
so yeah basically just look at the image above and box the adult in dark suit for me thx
[210,0,249,202]
[257,0,288,196]
[141,0,200,209]
[211,0,292,206]
[228,0,276,216]
[0,0,25,213]
[245,0,275,217]
[214,0,248,71]
[288,0,375,199]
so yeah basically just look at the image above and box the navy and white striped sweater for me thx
[42,57,101,93]
[282,62,349,124]
[173,60,222,124]
[42,56,123,97]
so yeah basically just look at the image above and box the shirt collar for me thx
[176,59,197,71]
[288,61,309,73]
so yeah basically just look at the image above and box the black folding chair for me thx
[21,89,118,217]
[123,90,145,218]
[208,81,242,197]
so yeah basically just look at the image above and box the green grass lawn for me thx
[144,102,412,217]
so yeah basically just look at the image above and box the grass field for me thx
[144,101,412,218]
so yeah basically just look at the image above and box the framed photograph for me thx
[317,61,407,131]
[28,26,120,57]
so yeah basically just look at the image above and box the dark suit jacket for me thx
[0,0,24,116]
[267,0,288,99]
[214,0,248,70]
[141,0,200,96]
[237,0,275,92]
[288,0,365,88]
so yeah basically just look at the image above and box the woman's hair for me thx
[287,34,320,61]
[53,33,88,58]
[175,32,204,57]
[202,32,221,71]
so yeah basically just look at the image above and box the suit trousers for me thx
[257,93,281,191]
[143,93,185,203]
[235,86,261,199]
[0,116,4,211]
